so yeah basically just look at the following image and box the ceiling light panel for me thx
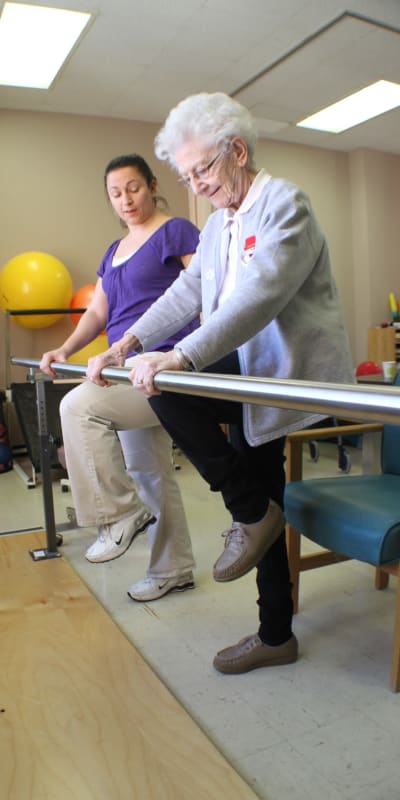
[297,80,400,133]
[0,2,91,89]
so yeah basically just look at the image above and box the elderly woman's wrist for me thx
[123,329,143,352]
[174,346,195,371]
[111,334,141,361]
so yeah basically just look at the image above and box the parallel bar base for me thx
[29,548,62,562]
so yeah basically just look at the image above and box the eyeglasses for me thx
[178,149,227,186]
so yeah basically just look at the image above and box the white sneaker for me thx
[85,507,156,563]
[127,572,195,602]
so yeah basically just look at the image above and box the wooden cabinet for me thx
[368,326,398,364]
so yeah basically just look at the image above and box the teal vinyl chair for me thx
[284,378,400,691]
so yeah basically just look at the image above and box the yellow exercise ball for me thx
[67,334,109,365]
[0,251,73,329]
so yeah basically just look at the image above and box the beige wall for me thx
[1,108,400,390]
[349,149,400,361]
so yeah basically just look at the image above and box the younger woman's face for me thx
[106,166,156,227]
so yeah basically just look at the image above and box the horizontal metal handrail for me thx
[6,308,87,315]
[11,356,400,425]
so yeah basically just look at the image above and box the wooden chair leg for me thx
[390,569,400,692]
[390,570,400,691]
[375,567,390,590]
[286,523,301,614]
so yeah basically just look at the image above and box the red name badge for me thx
[244,235,256,251]
[242,235,256,264]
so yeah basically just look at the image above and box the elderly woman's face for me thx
[174,137,251,211]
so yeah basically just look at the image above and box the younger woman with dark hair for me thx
[40,154,200,601]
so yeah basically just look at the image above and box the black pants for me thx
[149,352,293,645]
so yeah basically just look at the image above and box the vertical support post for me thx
[29,375,61,561]
[5,311,11,390]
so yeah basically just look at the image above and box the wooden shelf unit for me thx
[368,326,399,365]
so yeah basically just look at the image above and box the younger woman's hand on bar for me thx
[39,349,70,377]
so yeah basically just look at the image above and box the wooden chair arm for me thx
[285,422,383,482]
[287,422,383,443]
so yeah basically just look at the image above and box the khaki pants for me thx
[59,378,195,578]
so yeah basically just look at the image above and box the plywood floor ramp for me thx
[0,531,259,800]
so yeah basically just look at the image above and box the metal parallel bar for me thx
[4,310,86,389]
[9,355,400,560]
[11,356,400,425]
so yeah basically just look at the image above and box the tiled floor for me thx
[2,441,400,800]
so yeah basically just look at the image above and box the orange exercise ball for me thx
[70,283,96,326]
[67,334,109,365]
[0,251,73,329]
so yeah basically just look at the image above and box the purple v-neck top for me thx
[98,217,200,355]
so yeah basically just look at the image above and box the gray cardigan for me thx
[127,177,354,445]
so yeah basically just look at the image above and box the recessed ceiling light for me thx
[297,80,400,134]
[0,2,91,89]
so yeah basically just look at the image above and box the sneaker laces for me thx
[239,634,261,652]
[132,575,161,591]
[97,524,111,544]
[140,576,156,588]
[222,523,246,549]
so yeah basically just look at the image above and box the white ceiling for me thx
[1,0,400,154]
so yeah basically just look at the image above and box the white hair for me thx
[154,92,257,170]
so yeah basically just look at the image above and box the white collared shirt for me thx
[218,169,271,307]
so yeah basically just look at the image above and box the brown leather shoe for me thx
[213,499,285,582]
[213,633,298,674]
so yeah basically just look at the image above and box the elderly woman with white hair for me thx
[89,92,354,675]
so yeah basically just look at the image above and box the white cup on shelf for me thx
[382,360,397,379]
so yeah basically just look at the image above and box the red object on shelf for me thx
[355,360,383,376]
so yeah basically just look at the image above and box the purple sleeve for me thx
[158,218,200,263]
